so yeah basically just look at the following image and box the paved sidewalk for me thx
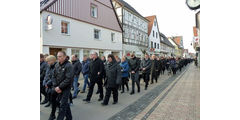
[135,63,200,120]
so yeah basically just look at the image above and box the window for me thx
[154,42,156,48]
[153,30,155,37]
[157,43,159,49]
[151,41,153,48]
[91,4,97,18]
[71,49,80,58]
[156,32,158,38]
[111,33,115,42]
[154,20,157,26]
[61,21,69,34]
[94,29,101,40]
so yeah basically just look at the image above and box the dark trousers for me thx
[40,83,47,102]
[103,87,118,104]
[121,77,129,92]
[51,88,72,120]
[142,73,150,88]
[130,72,140,92]
[151,72,158,83]
[86,77,104,101]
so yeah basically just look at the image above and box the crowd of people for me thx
[40,51,194,120]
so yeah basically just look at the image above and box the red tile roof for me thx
[145,15,156,36]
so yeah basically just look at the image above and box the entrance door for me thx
[50,48,62,57]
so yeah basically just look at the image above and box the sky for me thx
[124,0,199,53]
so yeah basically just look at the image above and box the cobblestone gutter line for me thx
[108,65,191,120]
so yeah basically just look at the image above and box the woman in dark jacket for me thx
[120,56,129,93]
[102,54,121,106]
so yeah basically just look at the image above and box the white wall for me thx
[41,11,122,51]
[149,18,161,52]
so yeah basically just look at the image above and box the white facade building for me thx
[40,0,123,61]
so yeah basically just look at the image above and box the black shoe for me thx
[72,96,77,99]
[101,102,108,106]
[98,98,103,101]
[96,91,100,94]
[44,102,51,107]
[83,99,90,103]
[130,91,135,95]
[48,114,56,120]
[138,89,140,93]
[150,82,153,84]
[121,91,124,93]
[112,102,118,104]
[40,99,48,105]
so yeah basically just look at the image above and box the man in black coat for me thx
[40,54,49,104]
[83,52,104,102]
[50,51,73,120]
[150,55,159,84]
[140,54,152,90]
[101,54,121,106]
[71,54,82,99]
[128,53,141,95]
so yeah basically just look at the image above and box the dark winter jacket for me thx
[52,59,74,90]
[72,59,82,77]
[120,61,129,78]
[128,57,140,72]
[150,59,159,75]
[82,60,90,75]
[104,61,121,88]
[43,62,56,87]
[40,61,48,82]
[140,58,152,74]
[89,57,104,81]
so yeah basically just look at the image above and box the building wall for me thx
[41,11,122,60]
[148,18,161,54]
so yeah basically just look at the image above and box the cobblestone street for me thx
[40,63,199,120]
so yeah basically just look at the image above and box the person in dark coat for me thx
[150,55,159,84]
[140,54,152,90]
[101,54,121,106]
[128,53,141,95]
[43,55,57,108]
[156,56,161,79]
[81,55,90,93]
[83,52,104,103]
[71,54,82,99]
[96,56,107,94]
[50,51,73,120]
[170,57,177,75]
[161,57,166,75]
[40,54,49,104]
[120,56,129,93]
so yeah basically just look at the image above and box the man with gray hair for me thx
[83,52,104,103]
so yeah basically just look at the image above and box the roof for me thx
[145,15,155,36]
[40,0,57,12]
[160,33,174,48]
[117,0,148,21]
[173,36,184,49]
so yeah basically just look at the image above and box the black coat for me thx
[43,62,56,87]
[140,58,152,74]
[104,61,121,88]
[129,57,140,72]
[40,61,48,82]
[89,57,104,81]
[52,60,74,90]
[72,59,82,77]
[150,59,159,75]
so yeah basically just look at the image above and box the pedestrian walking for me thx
[80,55,90,93]
[83,52,104,103]
[101,54,121,106]
[50,51,73,120]
[128,53,141,95]
[140,54,152,90]
[150,55,159,84]
[71,54,82,99]
[40,54,49,104]
[120,56,129,93]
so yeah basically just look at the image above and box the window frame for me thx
[111,33,115,42]
[90,3,98,18]
[61,21,70,35]
[94,29,101,40]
